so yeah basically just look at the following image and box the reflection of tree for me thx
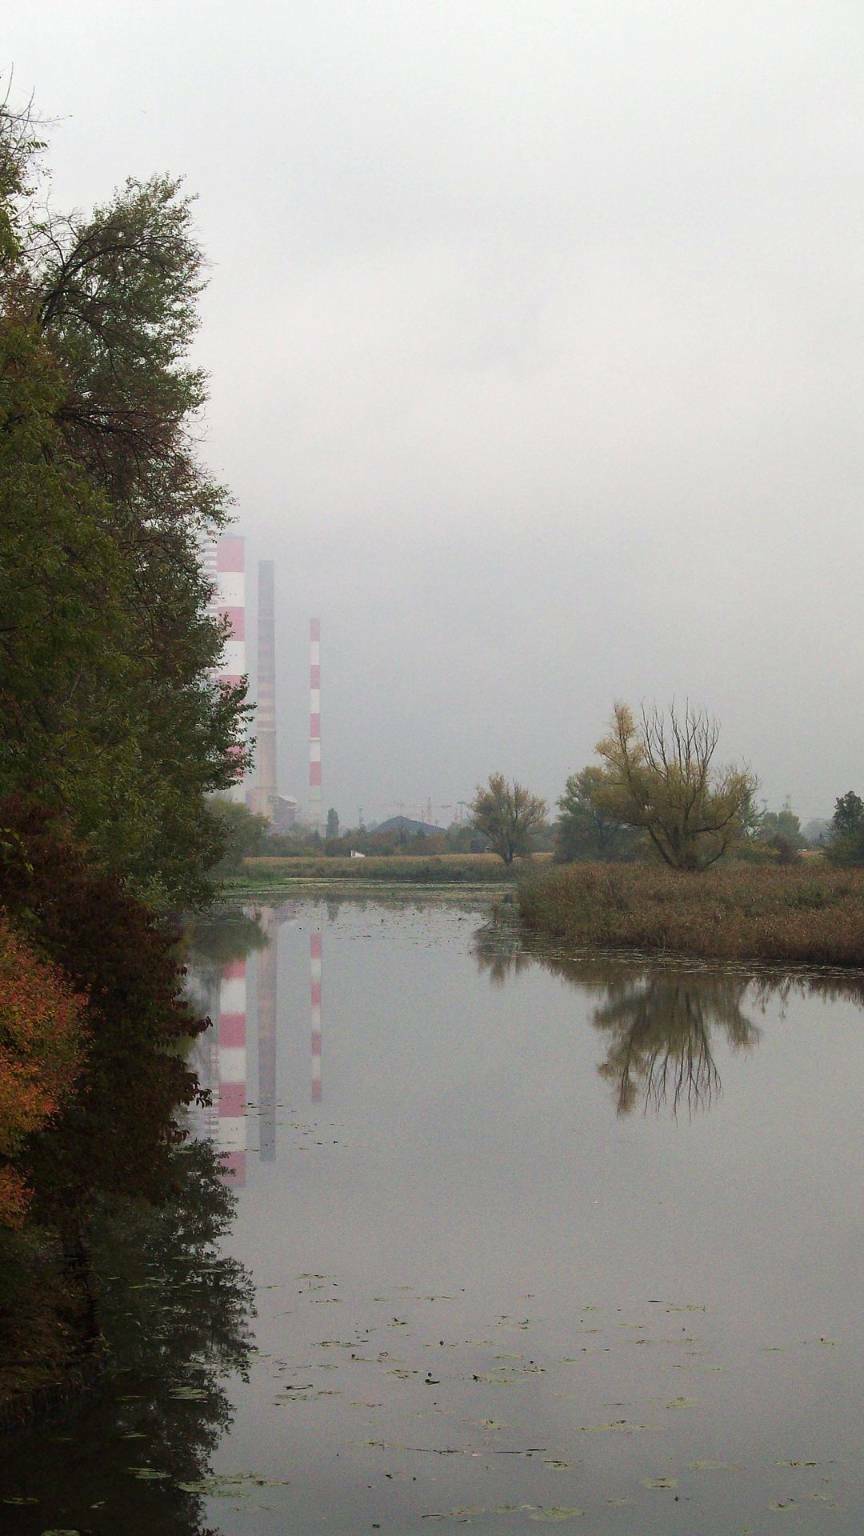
[472,920,762,1115]
[590,972,758,1115]
[0,1138,254,1536]
[184,907,268,1014]
[472,925,534,986]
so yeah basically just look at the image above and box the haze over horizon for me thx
[9,1,863,823]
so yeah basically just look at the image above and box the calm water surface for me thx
[3,896,864,1534]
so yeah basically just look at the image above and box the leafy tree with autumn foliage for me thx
[0,917,86,1228]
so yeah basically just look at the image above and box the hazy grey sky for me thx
[9,1,864,822]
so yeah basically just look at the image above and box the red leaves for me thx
[0,914,87,1228]
[0,795,209,1224]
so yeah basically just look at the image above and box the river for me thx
[2,895,863,1533]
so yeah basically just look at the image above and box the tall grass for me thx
[518,862,864,966]
[231,853,537,886]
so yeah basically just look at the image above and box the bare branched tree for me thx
[591,701,756,870]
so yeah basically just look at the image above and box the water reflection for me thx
[187,904,302,1180]
[474,919,864,1122]
[590,969,758,1115]
[11,900,864,1535]
[0,1138,254,1536]
[187,903,327,1181]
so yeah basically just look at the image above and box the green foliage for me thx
[826,790,864,866]
[591,702,756,872]
[326,807,340,840]
[754,799,805,863]
[207,797,270,875]
[470,774,547,865]
[0,106,250,907]
[555,766,641,863]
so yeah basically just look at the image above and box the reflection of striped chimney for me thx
[310,932,322,1103]
[257,910,277,1162]
[309,618,321,834]
[217,958,247,1185]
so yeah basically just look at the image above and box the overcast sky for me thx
[8,2,864,822]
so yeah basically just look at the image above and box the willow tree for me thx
[590,703,755,871]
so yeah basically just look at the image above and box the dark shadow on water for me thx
[0,1138,255,1536]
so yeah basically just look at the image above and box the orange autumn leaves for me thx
[0,916,87,1228]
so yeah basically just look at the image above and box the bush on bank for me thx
[0,918,87,1229]
[518,862,864,967]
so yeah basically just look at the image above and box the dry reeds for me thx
[518,862,864,966]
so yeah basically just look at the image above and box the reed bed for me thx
[234,852,533,885]
[518,862,864,967]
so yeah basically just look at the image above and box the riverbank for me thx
[518,861,864,966]
[225,852,547,894]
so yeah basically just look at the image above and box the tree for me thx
[0,105,250,907]
[326,808,340,840]
[555,766,641,862]
[832,791,864,837]
[208,797,269,874]
[755,798,803,845]
[591,703,756,872]
[826,790,864,866]
[470,774,547,865]
[802,817,831,847]
[0,917,86,1228]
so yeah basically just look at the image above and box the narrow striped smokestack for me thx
[309,618,321,835]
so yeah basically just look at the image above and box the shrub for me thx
[0,917,87,1228]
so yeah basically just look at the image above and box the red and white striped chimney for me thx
[309,618,321,834]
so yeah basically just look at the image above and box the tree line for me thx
[1,97,248,910]
[0,87,247,1404]
[472,701,861,871]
